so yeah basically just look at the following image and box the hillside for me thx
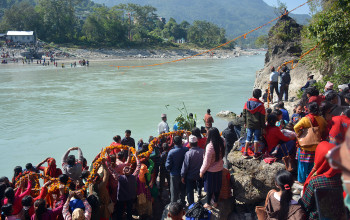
[92,0,310,37]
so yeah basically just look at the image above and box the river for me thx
[0,53,265,178]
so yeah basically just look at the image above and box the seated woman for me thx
[264,114,296,159]
[265,170,305,219]
[299,141,343,219]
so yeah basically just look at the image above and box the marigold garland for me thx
[14,130,193,195]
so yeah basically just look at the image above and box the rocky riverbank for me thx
[1,45,262,62]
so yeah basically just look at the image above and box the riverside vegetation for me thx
[0,0,230,49]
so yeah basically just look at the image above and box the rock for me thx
[228,151,285,204]
[254,15,322,99]
[216,110,236,118]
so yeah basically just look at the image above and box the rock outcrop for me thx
[228,151,285,204]
[254,15,322,99]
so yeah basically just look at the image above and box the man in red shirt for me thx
[204,109,214,132]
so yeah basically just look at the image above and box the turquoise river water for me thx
[0,53,264,178]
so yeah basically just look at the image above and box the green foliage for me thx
[82,6,127,45]
[255,35,268,48]
[305,0,350,85]
[0,1,40,32]
[0,0,231,48]
[35,0,78,43]
[167,102,197,131]
[273,0,288,16]
[91,0,310,38]
[187,20,226,47]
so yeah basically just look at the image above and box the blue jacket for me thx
[165,145,188,176]
[280,108,290,123]
[181,147,204,180]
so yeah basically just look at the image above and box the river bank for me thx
[1,46,263,63]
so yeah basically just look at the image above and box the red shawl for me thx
[44,158,62,178]
[303,141,341,193]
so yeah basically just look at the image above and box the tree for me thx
[116,3,158,42]
[36,0,78,42]
[274,0,288,16]
[306,0,350,85]
[162,18,181,40]
[255,35,268,48]
[187,20,226,47]
[0,1,40,32]
[82,6,127,45]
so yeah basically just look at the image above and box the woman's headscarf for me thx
[44,158,62,178]
[303,141,341,193]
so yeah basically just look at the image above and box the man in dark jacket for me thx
[242,89,266,159]
[222,121,238,168]
[279,66,291,102]
[166,136,188,204]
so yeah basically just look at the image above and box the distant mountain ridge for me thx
[91,0,310,37]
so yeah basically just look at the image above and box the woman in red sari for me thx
[36,158,62,179]
[36,158,62,208]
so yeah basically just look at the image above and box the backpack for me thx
[185,202,211,220]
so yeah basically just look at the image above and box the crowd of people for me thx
[0,120,234,220]
[246,65,350,219]
[1,64,350,220]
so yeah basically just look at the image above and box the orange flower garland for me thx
[13,130,193,196]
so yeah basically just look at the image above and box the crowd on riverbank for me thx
[1,63,350,220]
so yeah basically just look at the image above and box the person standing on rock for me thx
[269,66,279,103]
[222,121,238,168]
[204,109,214,132]
[278,66,291,102]
[242,89,266,159]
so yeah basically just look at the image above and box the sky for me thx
[263,0,311,14]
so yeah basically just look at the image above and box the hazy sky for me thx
[263,0,311,14]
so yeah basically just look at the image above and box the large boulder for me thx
[254,15,322,99]
[228,151,285,204]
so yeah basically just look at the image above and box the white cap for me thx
[189,135,198,143]
[161,113,167,118]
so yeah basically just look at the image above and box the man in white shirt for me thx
[269,66,279,103]
[158,113,170,134]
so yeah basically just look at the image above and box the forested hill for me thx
[92,0,310,36]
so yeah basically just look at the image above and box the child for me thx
[168,202,185,220]
[262,89,270,103]
[242,89,266,159]
[291,104,306,124]
[265,170,305,219]
[273,109,285,129]
[282,123,297,140]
